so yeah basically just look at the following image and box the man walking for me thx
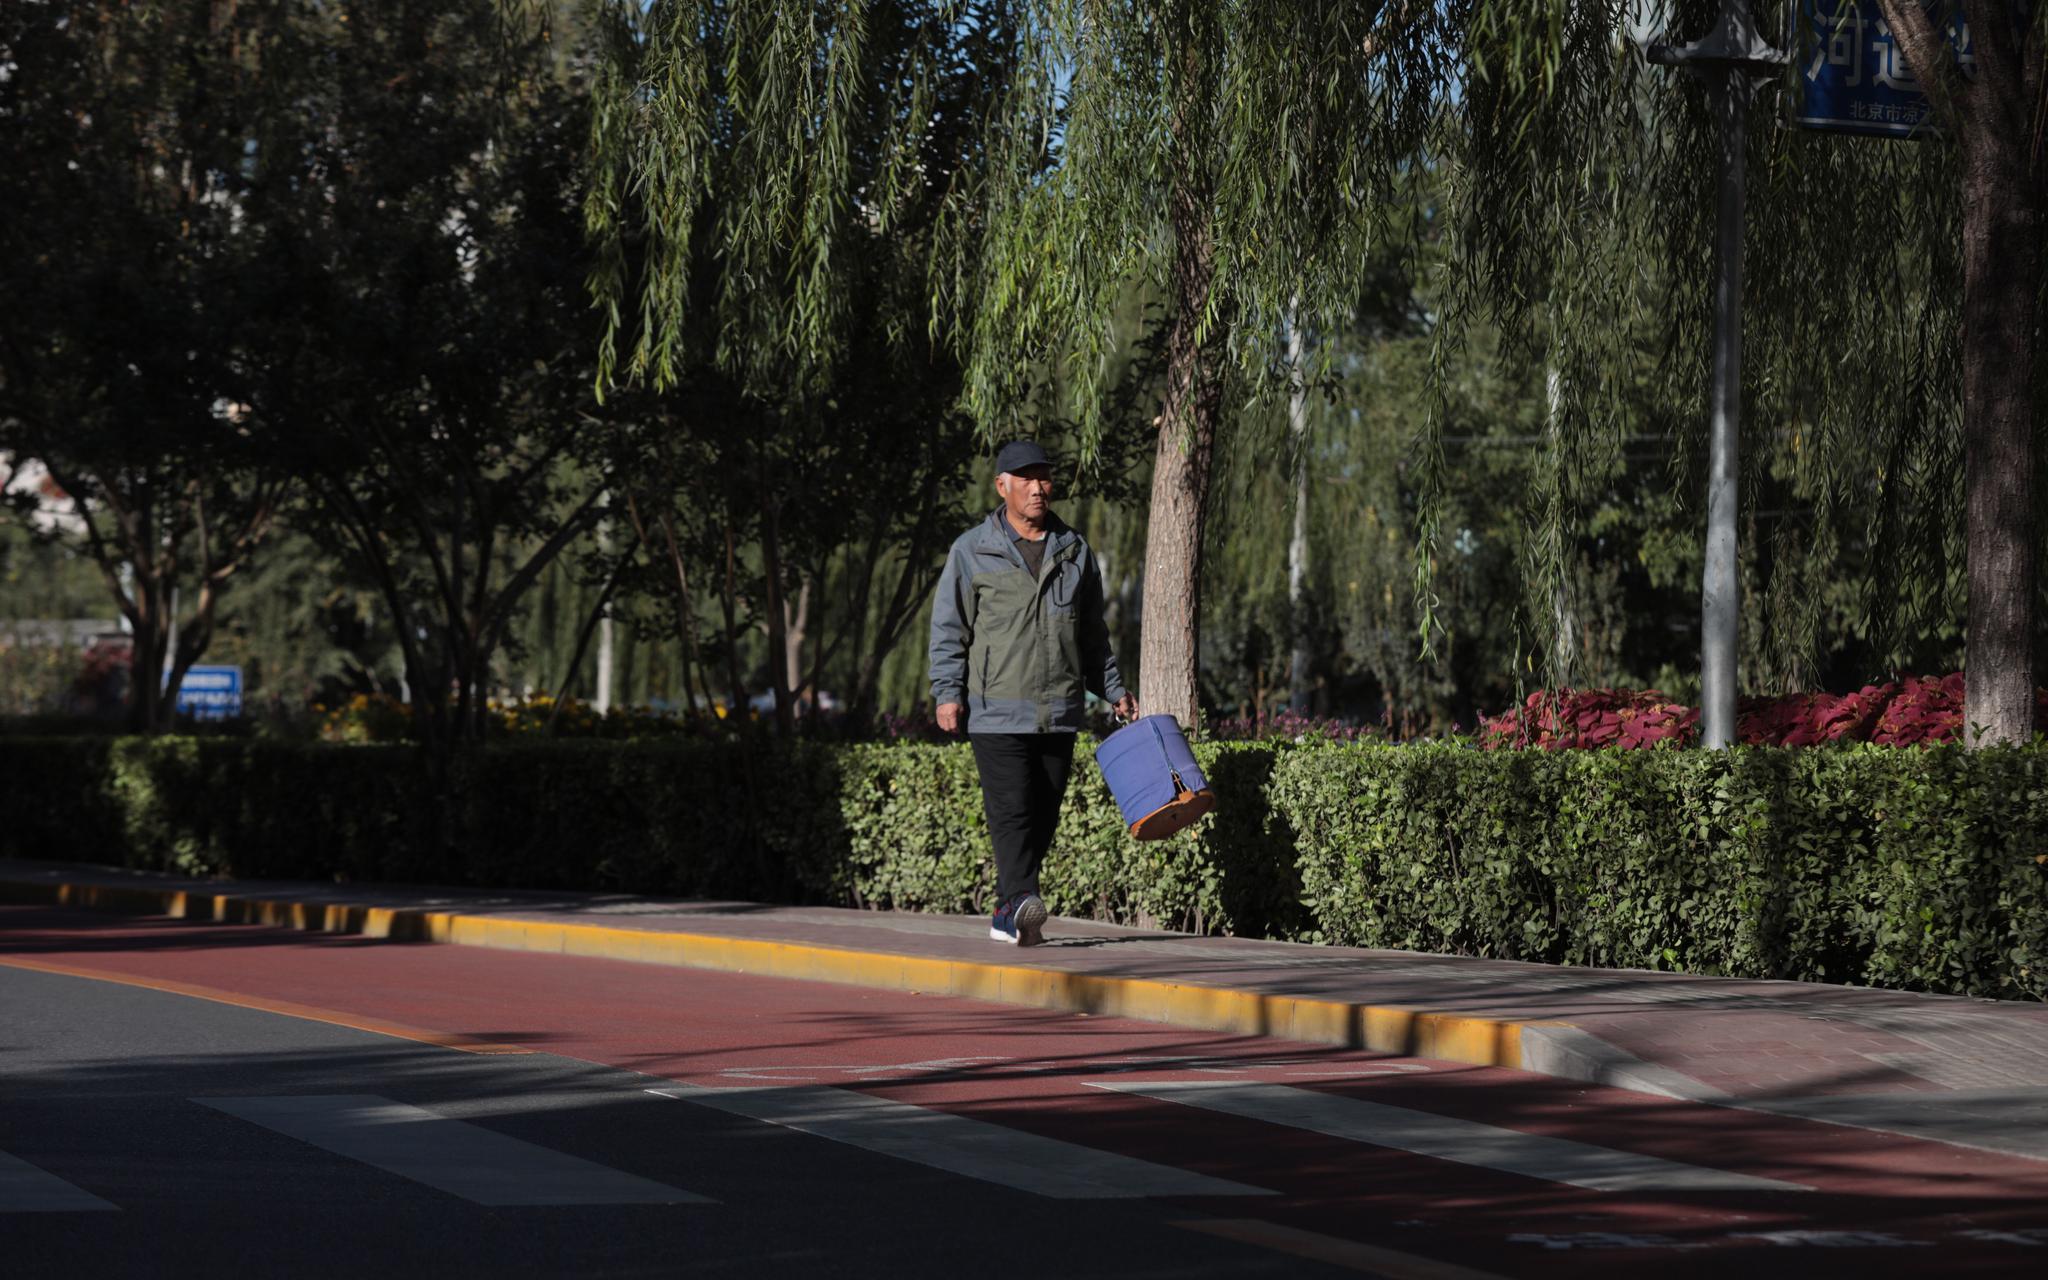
[929,440,1138,945]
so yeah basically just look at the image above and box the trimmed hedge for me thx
[3,736,2043,1001]
[1275,745,2048,998]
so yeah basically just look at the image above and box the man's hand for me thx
[936,702,964,734]
[1112,694,1139,722]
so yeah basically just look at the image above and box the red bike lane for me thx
[5,903,2045,1277]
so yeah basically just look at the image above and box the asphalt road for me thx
[5,903,2047,1279]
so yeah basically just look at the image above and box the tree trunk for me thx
[159,582,222,733]
[757,468,796,737]
[719,519,748,721]
[1959,131,2039,745]
[854,550,943,725]
[307,472,437,743]
[130,561,176,733]
[593,515,615,714]
[1138,290,1221,730]
[1544,363,1577,685]
[1138,22,1222,733]
[1878,0,2044,745]
[627,493,709,717]
[784,576,811,712]
[122,512,169,733]
[546,538,636,733]
[1286,305,1313,713]
[125,612,165,733]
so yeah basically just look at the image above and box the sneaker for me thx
[1013,893,1048,947]
[989,896,1021,945]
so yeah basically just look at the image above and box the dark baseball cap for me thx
[994,440,1053,475]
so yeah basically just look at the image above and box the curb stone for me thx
[0,872,1683,1094]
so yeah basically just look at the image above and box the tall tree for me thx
[957,2,1443,729]
[1873,1,2042,744]
[0,1,290,732]
[254,0,619,746]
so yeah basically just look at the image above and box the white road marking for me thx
[706,1054,1433,1084]
[1508,1232,1709,1251]
[198,1095,710,1206]
[1730,1230,1931,1248]
[649,1084,1271,1200]
[1955,1228,2048,1246]
[1511,1229,1960,1251]
[717,1055,1008,1082]
[1091,1081,1811,1193]
[0,1150,117,1212]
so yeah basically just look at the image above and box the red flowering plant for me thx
[1865,674,1963,746]
[1734,685,1887,746]
[1479,675,2048,749]
[1476,688,1698,750]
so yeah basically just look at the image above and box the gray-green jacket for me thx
[928,509,1127,734]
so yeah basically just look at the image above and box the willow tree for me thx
[955,3,1446,729]
[1435,1,2038,743]
[584,0,1008,733]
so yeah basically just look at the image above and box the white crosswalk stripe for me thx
[1091,1081,1812,1193]
[650,1084,1272,1200]
[198,1095,712,1206]
[0,1149,118,1212]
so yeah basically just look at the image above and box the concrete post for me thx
[1645,0,1784,749]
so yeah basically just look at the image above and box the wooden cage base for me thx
[1128,789,1216,841]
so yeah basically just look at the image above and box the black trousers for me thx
[970,732,1076,905]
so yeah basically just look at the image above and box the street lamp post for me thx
[1646,1,1786,749]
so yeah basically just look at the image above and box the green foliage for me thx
[582,1,1010,730]
[958,1,1447,450]
[0,735,848,898]
[0,644,89,718]
[1,737,125,866]
[7,734,2042,1000]
[1429,1,2041,698]
[1274,741,2048,999]
[834,739,1302,935]
[251,0,620,747]
[438,740,849,898]
[0,1,293,729]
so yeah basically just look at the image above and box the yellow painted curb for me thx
[3,874,1548,1071]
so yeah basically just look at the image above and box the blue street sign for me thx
[1793,1,1975,138]
[175,665,243,720]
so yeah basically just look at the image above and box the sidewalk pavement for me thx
[6,856,2048,1162]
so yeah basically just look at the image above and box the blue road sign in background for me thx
[175,665,243,720]
[1793,1,1975,138]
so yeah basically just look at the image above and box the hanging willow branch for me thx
[588,0,2029,699]
[585,0,984,403]
[1425,0,1999,692]
[950,1,1451,464]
